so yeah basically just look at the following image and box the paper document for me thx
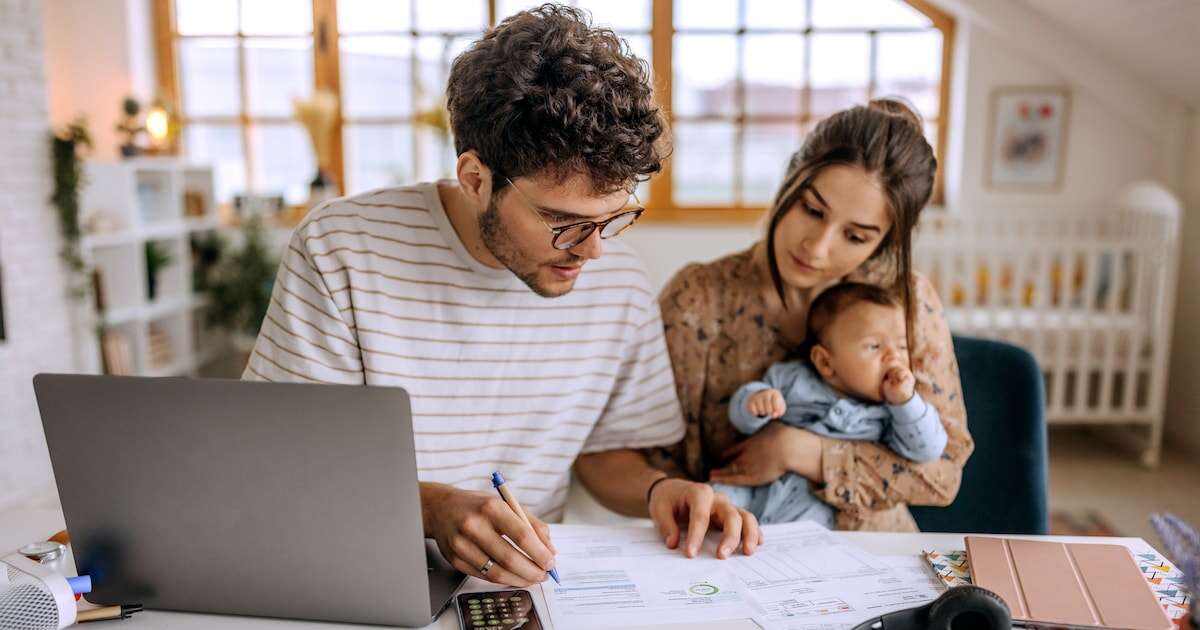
[541,524,755,629]
[540,521,946,630]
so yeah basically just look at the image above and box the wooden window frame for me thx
[154,0,953,223]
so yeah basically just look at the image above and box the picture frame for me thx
[986,86,1071,190]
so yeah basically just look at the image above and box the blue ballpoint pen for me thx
[491,471,562,585]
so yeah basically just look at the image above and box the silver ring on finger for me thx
[479,558,494,576]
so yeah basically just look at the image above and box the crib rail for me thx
[914,197,1179,466]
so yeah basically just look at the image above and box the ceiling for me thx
[1013,0,1200,106]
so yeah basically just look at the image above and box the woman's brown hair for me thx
[765,97,936,354]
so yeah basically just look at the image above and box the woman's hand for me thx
[709,422,825,486]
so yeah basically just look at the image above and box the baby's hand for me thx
[882,367,916,405]
[747,388,787,419]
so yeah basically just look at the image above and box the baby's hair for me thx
[806,282,900,347]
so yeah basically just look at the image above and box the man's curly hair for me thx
[446,3,667,195]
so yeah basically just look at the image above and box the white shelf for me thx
[105,295,206,326]
[77,159,223,378]
[81,217,221,250]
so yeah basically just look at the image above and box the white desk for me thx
[0,503,1167,630]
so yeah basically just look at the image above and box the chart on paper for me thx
[538,522,945,630]
[730,527,892,588]
[542,525,755,629]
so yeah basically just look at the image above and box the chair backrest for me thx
[909,335,1049,534]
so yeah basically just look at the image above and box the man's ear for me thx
[810,343,835,380]
[456,150,490,208]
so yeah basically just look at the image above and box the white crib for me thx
[913,184,1181,466]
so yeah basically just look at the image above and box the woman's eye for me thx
[846,232,866,244]
[867,343,880,351]
[805,205,824,219]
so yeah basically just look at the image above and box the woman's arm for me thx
[641,263,716,479]
[816,273,974,512]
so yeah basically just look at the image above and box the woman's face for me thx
[772,164,893,291]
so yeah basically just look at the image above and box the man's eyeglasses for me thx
[503,177,644,251]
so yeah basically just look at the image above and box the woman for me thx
[649,98,973,531]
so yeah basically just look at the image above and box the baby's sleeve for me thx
[884,393,948,462]
[728,361,805,435]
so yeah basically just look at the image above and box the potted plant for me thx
[50,117,92,299]
[145,241,173,301]
[204,217,277,353]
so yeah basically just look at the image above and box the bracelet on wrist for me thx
[645,475,675,507]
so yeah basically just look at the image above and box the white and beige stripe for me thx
[243,182,685,519]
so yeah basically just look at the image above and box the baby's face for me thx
[817,301,909,402]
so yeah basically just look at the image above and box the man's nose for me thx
[569,227,604,261]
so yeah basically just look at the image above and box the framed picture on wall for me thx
[986,86,1071,190]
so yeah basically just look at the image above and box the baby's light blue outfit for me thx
[712,360,947,527]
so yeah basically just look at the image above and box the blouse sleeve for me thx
[816,272,975,514]
[641,263,717,479]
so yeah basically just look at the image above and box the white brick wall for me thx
[0,0,78,511]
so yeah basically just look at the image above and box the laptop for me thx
[33,374,465,626]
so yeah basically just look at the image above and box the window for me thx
[155,0,951,218]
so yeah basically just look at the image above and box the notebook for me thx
[965,536,1174,630]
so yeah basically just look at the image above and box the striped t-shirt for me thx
[242,181,685,521]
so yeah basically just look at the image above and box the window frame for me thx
[153,0,953,222]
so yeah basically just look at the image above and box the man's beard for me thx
[479,197,584,298]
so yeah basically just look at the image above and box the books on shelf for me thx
[100,331,133,376]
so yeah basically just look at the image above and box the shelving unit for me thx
[78,158,226,377]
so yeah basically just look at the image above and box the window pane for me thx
[414,0,486,32]
[245,38,314,118]
[745,34,804,117]
[743,124,802,204]
[625,35,652,76]
[344,124,415,194]
[496,1,544,22]
[184,124,245,203]
[876,31,942,119]
[338,0,412,33]
[415,36,473,106]
[746,0,805,30]
[178,38,240,117]
[811,0,931,29]
[577,0,651,31]
[415,126,455,182]
[674,0,737,30]
[240,0,312,35]
[341,36,414,118]
[175,0,238,35]
[674,35,737,117]
[249,124,315,205]
[673,122,735,205]
[809,33,869,115]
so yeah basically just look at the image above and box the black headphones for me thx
[851,585,1012,630]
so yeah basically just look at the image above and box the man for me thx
[243,4,760,588]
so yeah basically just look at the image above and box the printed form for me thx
[540,521,946,629]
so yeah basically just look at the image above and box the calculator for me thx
[455,589,544,630]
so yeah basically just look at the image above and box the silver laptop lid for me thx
[33,374,463,626]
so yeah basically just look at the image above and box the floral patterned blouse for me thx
[644,245,974,531]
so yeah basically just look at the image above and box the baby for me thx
[713,282,948,527]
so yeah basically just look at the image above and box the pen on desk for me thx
[76,604,143,623]
[491,471,562,585]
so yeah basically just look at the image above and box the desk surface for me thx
[0,503,1163,630]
